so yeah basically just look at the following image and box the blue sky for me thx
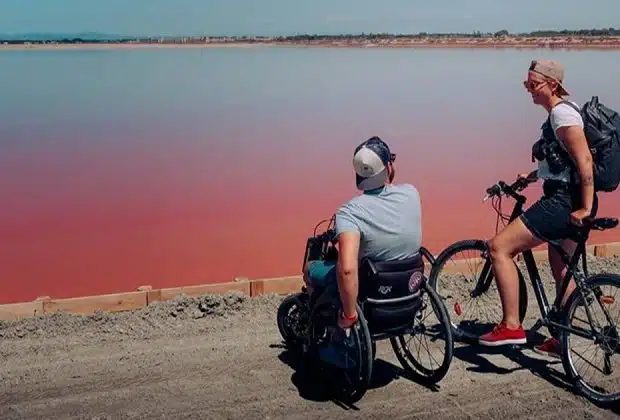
[0,0,618,36]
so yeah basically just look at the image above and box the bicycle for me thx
[428,176,620,404]
[277,215,454,403]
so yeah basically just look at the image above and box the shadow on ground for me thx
[271,341,441,410]
[452,329,620,414]
[453,330,570,389]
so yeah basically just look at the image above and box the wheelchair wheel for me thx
[391,281,454,384]
[309,298,373,404]
[276,292,309,348]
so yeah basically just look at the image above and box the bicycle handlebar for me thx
[482,176,610,236]
[482,176,535,203]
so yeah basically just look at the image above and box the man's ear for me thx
[387,162,395,181]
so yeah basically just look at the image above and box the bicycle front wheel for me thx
[561,273,620,405]
[429,239,528,342]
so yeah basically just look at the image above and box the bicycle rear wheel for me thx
[560,273,620,405]
[429,239,528,342]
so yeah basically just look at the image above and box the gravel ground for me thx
[1,256,620,419]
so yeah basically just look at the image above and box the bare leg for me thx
[532,239,578,357]
[548,239,578,308]
[488,217,544,329]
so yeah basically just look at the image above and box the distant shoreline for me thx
[2,36,620,51]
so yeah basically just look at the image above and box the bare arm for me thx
[556,125,595,211]
[336,231,360,318]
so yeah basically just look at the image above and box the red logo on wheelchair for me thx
[408,271,422,293]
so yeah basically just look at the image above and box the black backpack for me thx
[543,96,620,192]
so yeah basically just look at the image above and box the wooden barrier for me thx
[250,276,304,297]
[0,301,44,321]
[149,281,251,304]
[42,291,148,316]
[0,241,618,322]
[515,244,598,262]
[594,242,620,257]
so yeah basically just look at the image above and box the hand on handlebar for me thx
[517,169,538,184]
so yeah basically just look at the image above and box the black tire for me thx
[390,281,454,384]
[346,303,374,403]
[309,298,373,404]
[276,292,307,348]
[560,273,620,405]
[428,239,528,342]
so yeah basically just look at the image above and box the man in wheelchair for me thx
[302,136,423,331]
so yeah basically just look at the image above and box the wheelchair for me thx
[277,216,454,403]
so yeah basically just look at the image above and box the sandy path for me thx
[2,257,620,419]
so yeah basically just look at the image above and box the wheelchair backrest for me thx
[359,254,425,304]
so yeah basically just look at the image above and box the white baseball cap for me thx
[352,136,394,191]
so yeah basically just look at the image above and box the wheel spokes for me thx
[566,280,620,399]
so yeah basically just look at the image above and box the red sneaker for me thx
[533,337,561,359]
[478,321,527,346]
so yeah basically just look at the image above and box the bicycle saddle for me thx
[589,217,619,231]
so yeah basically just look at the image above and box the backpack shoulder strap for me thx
[557,100,582,115]
[542,101,580,140]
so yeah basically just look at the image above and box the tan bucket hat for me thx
[529,59,570,96]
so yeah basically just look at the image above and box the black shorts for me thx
[520,180,598,243]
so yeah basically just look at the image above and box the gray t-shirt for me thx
[334,183,422,262]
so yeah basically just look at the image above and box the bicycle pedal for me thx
[530,320,543,332]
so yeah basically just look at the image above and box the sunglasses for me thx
[523,79,547,91]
